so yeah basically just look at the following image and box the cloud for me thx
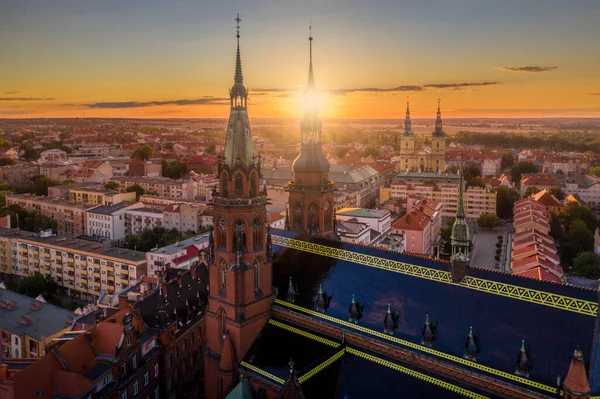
[253,82,499,96]
[499,66,558,73]
[0,97,54,101]
[83,97,229,109]
[591,93,600,96]
[4,91,18,95]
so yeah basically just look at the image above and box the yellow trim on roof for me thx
[268,319,340,348]
[272,235,597,317]
[240,361,285,385]
[298,347,345,384]
[274,298,556,394]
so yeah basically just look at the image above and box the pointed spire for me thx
[433,98,445,136]
[457,153,466,219]
[287,276,296,303]
[383,303,397,335]
[234,13,243,84]
[515,339,532,377]
[285,206,291,231]
[219,331,236,372]
[421,314,436,347]
[464,325,480,361]
[404,98,412,135]
[563,346,591,397]
[307,22,315,90]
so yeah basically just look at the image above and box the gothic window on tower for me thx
[220,309,227,337]
[220,174,229,197]
[294,202,303,229]
[235,174,243,196]
[218,219,226,249]
[324,201,332,229]
[253,259,260,291]
[220,260,227,294]
[252,217,262,250]
[308,203,318,234]
[250,173,258,197]
[234,220,246,252]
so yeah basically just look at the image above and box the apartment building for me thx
[111,176,195,201]
[69,186,136,205]
[5,194,97,236]
[163,203,204,232]
[0,287,75,361]
[125,206,164,235]
[0,230,34,283]
[389,173,497,219]
[0,164,38,187]
[392,208,433,255]
[10,231,146,300]
[146,234,209,277]
[87,202,140,241]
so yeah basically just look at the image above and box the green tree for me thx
[562,202,598,233]
[14,174,60,196]
[440,219,454,255]
[126,184,145,200]
[510,160,538,185]
[162,160,189,179]
[131,143,154,161]
[0,158,15,166]
[362,147,380,159]
[496,186,520,219]
[549,186,566,201]
[104,181,120,190]
[0,204,58,232]
[501,152,514,171]
[17,274,59,299]
[549,212,563,241]
[467,176,486,189]
[559,219,594,266]
[477,213,502,229]
[524,186,540,197]
[124,226,205,252]
[571,251,600,279]
[206,144,216,155]
[20,141,39,161]
[590,166,600,177]
[463,164,482,183]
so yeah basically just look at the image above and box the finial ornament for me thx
[235,13,242,39]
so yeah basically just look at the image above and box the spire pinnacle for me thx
[404,96,412,135]
[434,97,444,136]
[307,23,315,90]
[234,13,243,84]
[457,153,466,219]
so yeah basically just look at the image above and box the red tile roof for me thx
[393,209,431,231]
[532,189,563,208]
[514,267,563,283]
[53,370,94,398]
[563,350,592,395]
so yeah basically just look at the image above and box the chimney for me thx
[451,256,469,284]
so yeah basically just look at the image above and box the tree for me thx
[467,176,486,189]
[463,164,482,183]
[362,147,380,159]
[590,166,600,177]
[124,226,204,252]
[0,204,58,232]
[549,212,563,241]
[336,147,349,159]
[104,181,120,190]
[477,213,502,229]
[496,186,520,219]
[14,174,60,196]
[524,186,540,197]
[17,274,59,299]
[126,184,145,200]
[501,152,514,171]
[510,161,538,185]
[571,251,600,279]
[440,219,454,255]
[559,219,594,266]
[205,144,216,155]
[162,160,189,179]
[562,202,598,233]
[131,143,154,161]
[549,186,566,201]
[20,141,39,161]
[0,158,15,166]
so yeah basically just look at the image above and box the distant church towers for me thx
[398,99,446,173]
[450,155,470,283]
[288,25,335,236]
[205,15,273,399]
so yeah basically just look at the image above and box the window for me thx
[155,388,160,399]
[253,259,260,290]
[167,377,172,392]
[154,363,159,377]
[144,372,149,386]
[121,363,127,376]
[183,340,186,351]
[220,260,227,292]
[126,335,131,347]
[221,310,227,337]
[103,374,110,385]
[121,392,127,399]
[134,381,139,395]
[132,355,137,370]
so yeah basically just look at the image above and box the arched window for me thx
[308,203,318,234]
[250,173,258,197]
[221,174,229,197]
[218,219,226,249]
[220,260,227,293]
[253,218,262,250]
[220,310,227,336]
[324,201,333,229]
[234,220,246,252]
[235,174,243,196]
[294,202,303,229]
[253,259,260,291]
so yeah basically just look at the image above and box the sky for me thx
[1,0,600,119]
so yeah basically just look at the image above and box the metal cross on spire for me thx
[235,13,242,39]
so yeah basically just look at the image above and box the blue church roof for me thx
[269,229,600,396]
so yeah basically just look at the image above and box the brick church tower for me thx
[204,15,273,399]
[288,26,335,236]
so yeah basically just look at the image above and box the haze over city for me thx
[2,0,600,119]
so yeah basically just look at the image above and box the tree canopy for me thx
[362,147,380,159]
[162,159,189,179]
[131,143,154,161]
[495,186,520,219]
[0,204,58,232]
[571,251,600,279]
[126,184,145,200]
[562,202,598,233]
[510,160,538,185]
[104,181,120,190]
[559,219,594,267]
[477,213,502,229]
[549,186,566,201]
[500,152,514,171]
[590,166,600,177]
[124,226,207,252]
[15,273,59,299]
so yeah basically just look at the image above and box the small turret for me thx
[316,284,331,313]
[348,294,364,324]
[515,339,532,377]
[432,98,445,137]
[383,303,399,335]
[563,346,591,398]
[287,276,296,303]
[421,314,437,347]
[464,326,480,361]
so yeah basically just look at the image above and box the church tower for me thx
[430,98,446,172]
[450,156,470,283]
[399,100,416,172]
[205,15,273,399]
[288,26,335,236]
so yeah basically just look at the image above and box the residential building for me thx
[392,208,432,255]
[111,176,194,201]
[69,186,136,206]
[336,208,391,244]
[38,149,67,163]
[5,194,97,236]
[532,189,564,218]
[405,196,443,257]
[146,234,209,277]
[0,148,18,161]
[0,306,161,399]
[125,206,164,235]
[0,287,75,360]
[336,218,372,244]
[87,202,138,241]
[0,164,38,186]
[565,175,600,208]
[0,229,34,283]
[10,232,146,300]
[163,203,203,232]
[520,174,557,197]
[186,154,218,174]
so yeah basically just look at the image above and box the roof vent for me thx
[30,302,41,311]
[20,315,33,325]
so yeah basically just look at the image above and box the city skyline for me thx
[1,0,600,119]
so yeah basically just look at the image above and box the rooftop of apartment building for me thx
[0,286,76,341]
[337,207,389,219]
[111,175,189,186]
[392,208,431,231]
[126,206,164,215]
[394,171,460,183]
[5,193,100,210]
[15,234,146,263]
[149,233,210,256]
[87,202,133,216]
